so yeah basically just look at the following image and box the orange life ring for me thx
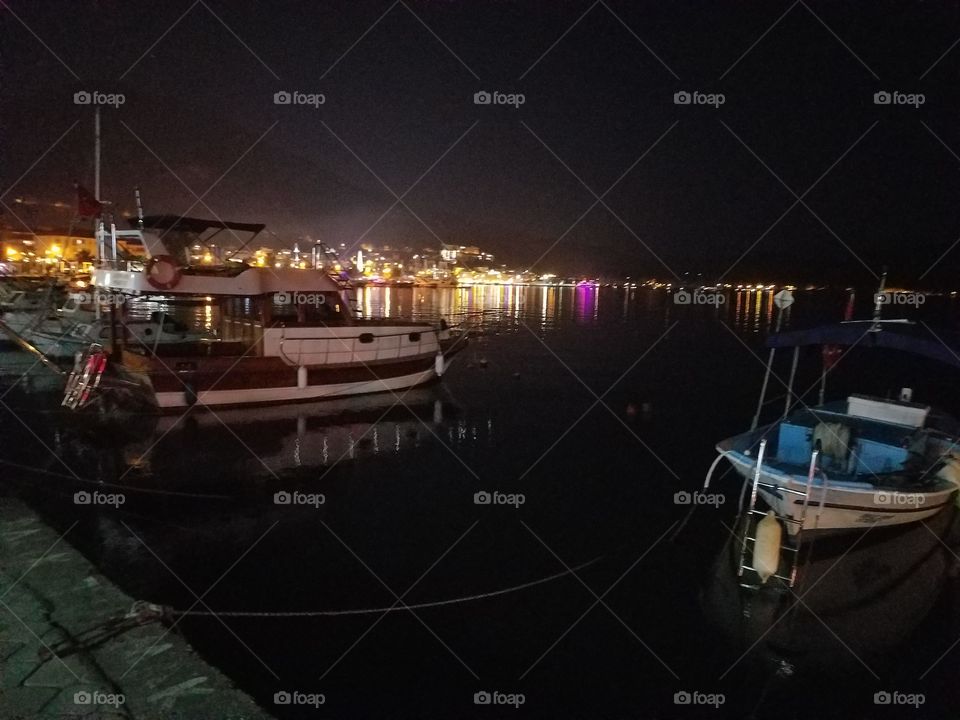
[145,255,182,290]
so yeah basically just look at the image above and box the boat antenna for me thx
[134,186,145,230]
[871,266,888,328]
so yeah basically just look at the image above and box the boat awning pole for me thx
[751,346,776,430]
[751,295,788,430]
[783,345,800,418]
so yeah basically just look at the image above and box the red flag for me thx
[74,182,102,218]
[823,290,855,371]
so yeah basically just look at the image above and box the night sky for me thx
[3,1,960,284]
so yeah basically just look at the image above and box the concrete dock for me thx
[0,496,272,720]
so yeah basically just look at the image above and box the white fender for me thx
[753,511,782,583]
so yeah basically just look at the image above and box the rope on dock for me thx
[168,555,603,618]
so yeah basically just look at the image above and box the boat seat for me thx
[812,421,854,472]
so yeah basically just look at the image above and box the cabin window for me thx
[358,333,375,344]
[271,291,347,325]
[408,332,421,342]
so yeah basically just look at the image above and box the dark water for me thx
[3,285,960,719]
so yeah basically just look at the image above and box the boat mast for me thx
[93,107,106,266]
[94,107,101,203]
[93,106,121,358]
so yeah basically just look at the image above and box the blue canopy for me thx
[766,321,960,370]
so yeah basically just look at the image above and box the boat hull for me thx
[724,451,956,534]
[153,362,440,408]
[123,340,465,410]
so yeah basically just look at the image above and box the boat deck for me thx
[719,404,958,491]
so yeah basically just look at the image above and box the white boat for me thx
[715,316,960,537]
[5,292,211,360]
[69,216,466,411]
[0,284,60,316]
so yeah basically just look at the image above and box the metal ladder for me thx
[736,439,823,588]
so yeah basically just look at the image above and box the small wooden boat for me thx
[715,313,960,538]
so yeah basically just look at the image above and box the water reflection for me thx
[351,285,806,336]
[0,388,494,505]
[107,285,901,345]
[702,506,960,715]
[16,285,950,364]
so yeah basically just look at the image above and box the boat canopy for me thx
[767,322,960,369]
[131,215,266,236]
[127,215,267,265]
[94,265,344,296]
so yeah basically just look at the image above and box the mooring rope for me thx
[169,555,603,618]
[669,452,729,542]
[0,457,234,500]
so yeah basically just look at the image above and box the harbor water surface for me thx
[3,285,960,719]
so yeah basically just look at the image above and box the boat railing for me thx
[95,258,145,272]
[95,222,147,271]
